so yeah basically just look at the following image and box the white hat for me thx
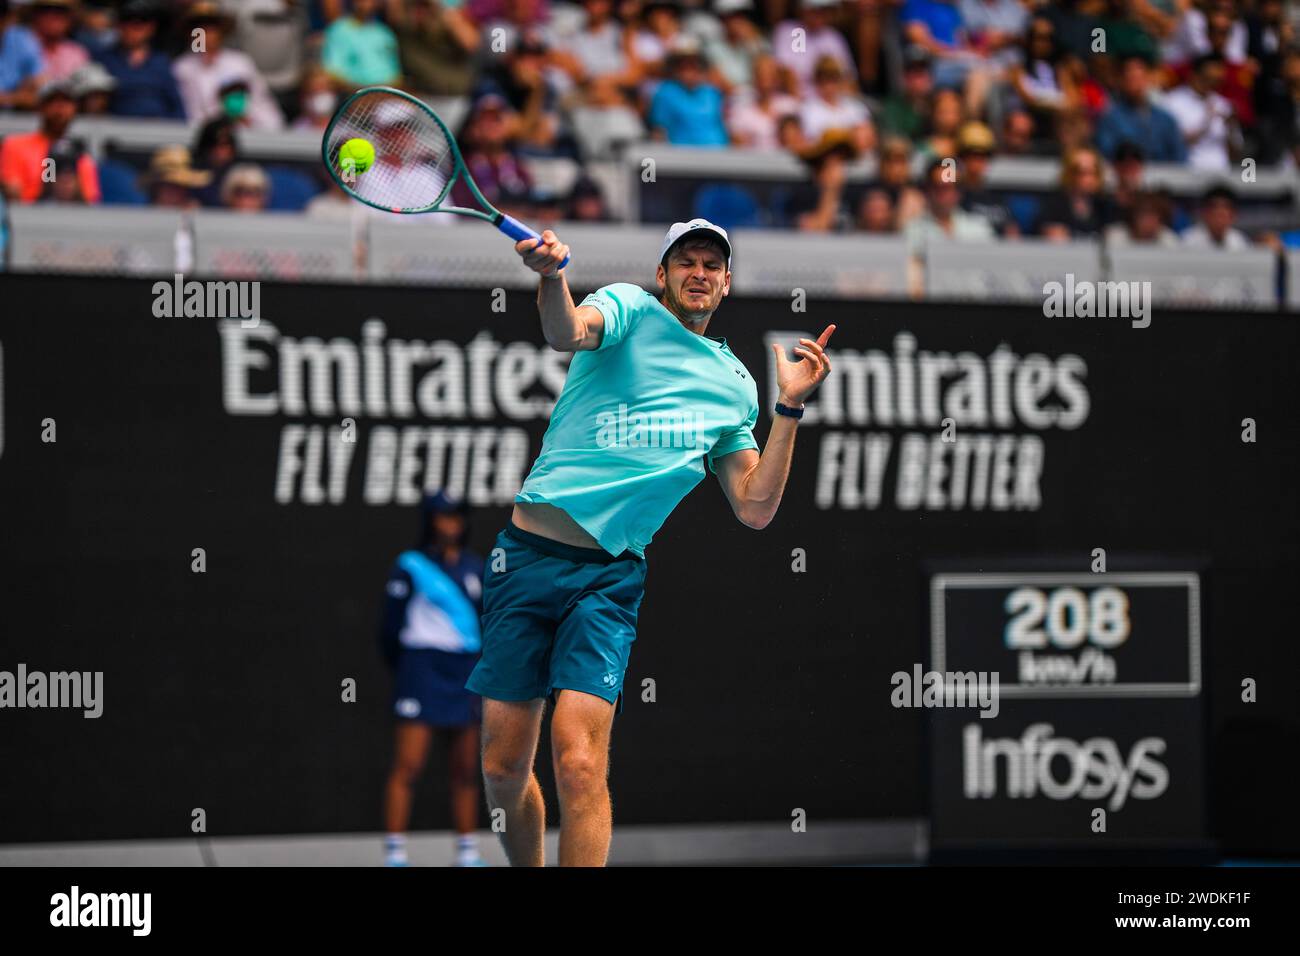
[659,218,732,269]
[713,0,754,15]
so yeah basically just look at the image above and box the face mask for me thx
[308,90,337,116]
[221,90,248,119]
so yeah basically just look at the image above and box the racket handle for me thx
[498,214,571,271]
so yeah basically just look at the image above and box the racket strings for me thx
[325,91,459,212]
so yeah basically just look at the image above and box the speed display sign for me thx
[927,568,1209,859]
[931,573,1201,697]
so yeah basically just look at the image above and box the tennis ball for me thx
[339,138,375,175]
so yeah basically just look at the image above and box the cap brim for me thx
[663,226,732,266]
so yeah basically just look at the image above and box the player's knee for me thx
[553,746,605,800]
[481,748,531,794]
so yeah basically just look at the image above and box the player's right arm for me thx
[514,229,605,351]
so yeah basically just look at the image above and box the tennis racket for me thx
[321,86,569,270]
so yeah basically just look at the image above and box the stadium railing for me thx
[5,202,1292,309]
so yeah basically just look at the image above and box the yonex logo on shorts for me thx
[601,674,617,687]
[595,403,700,449]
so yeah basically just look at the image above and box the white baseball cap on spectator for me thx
[659,218,732,270]
[68,62,117,99]
[713,0,754,14]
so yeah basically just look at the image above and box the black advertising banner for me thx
[0,274,1296,854]
[928,568,1208,859]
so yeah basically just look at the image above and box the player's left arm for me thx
[716,325,835,529]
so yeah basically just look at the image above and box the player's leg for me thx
[480,696,547,866]
[383,720,433,866]
[546,555,646,866]
[550,688,617,866]
[438,723,484,866]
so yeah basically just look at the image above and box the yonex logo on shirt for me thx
[595,403,701,450]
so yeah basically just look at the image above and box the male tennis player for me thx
[466,218,834,866]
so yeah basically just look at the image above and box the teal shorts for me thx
[465,520,647,713]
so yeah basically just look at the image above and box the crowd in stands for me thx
[0,0,1296,250]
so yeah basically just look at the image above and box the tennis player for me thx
[466,218,834,866]
[379,492,486,867]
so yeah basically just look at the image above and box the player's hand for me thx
[516,229,569,277]
[773,325,835,406]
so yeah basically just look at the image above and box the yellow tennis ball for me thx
[339,138,375,174]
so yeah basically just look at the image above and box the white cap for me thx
[658,218,732,269]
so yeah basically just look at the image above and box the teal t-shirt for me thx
[322,17,401,87]
[516,282,760,558]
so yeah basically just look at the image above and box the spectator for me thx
[705,0,770,94]
[1103,188,1178,246]
[916,86,964,161]
[0,79,99,202]
[38,135,92,202]
[220,162,271,212]
[793,148,848,231]
[74,0,116,58]
[549,0,637,104]
[771,0,855,96]
[193,115,240,206]
[1161,52,1236,170]
[228,0,308,117]
[999,107,1037,155]
[900,0,990,114]
[855,185,896,233]
[486,28,574,157]
[629,0,687,98]
[1255,45,1300,166]
[726,51,799,149]
[1176,4,1256,129]
[1163,0,1246,69]
[880,45,934,143]
[322,0,401,89]
[956,120,1017,236]
[389,0,480,97]
[1246,0,1292,66]
[1008,15,1081,130]
[292,66,337,131]
[1044,0,1107,62]
[565,173,610,221]
[1094,53,1186,162]
[450,91,534,209]
[172,2,284,128]
[1038,144,1111,240]
[1108,139,1146,222]
[468,0,550,47]
[1095,0,1159,62]
[876,134,926,227]
[647,37,729,145]
[67,59,114,114]
[26,0,87,83]
[958,0,1029,75]
[93,0,184,120]
[0,0,44,111]
[904,155,995,260]
[141,143,211,208]
[1181,184,1249,249]
[799,54,874,156]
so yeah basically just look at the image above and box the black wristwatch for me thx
[774,402,804,420]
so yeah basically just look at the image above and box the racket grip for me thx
[498,214,571,271]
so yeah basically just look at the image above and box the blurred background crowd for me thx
[1,0,1297,249]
